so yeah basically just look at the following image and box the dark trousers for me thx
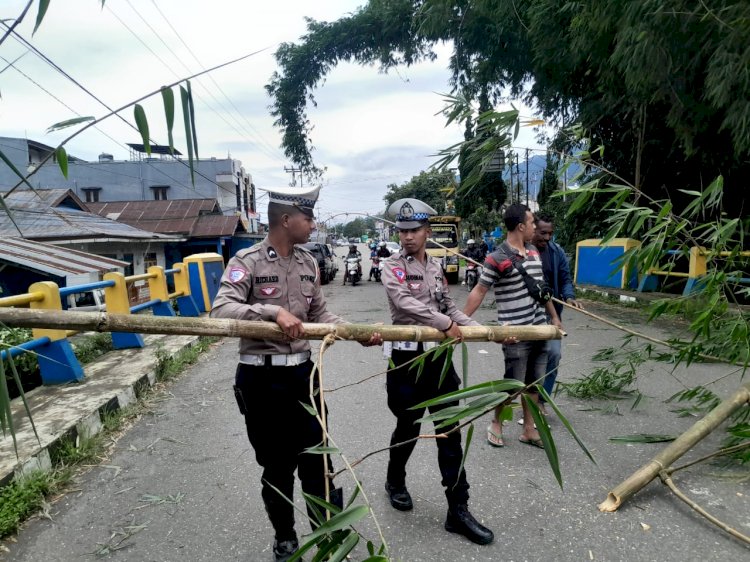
[234,360,333,540]
[386,348,470,506]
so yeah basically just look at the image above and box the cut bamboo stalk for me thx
[599,383,750,512]
[0,308,563,343]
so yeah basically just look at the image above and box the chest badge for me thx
[260,286,279,296]
[408,282,421,291]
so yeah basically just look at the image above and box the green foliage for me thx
[0,328,38,381]
[341,216,377,239]
[560,345,647,399]
[382,169,454,213]
[0,471,53,538]
[71,333,113,365]
[268,0,750,212]
[154,336,217,382]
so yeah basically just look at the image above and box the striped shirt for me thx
[478,242,548,326]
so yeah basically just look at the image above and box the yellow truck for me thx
[427,215,461,284]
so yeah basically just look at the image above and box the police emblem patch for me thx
[267,247,278,258]
[392,267,406,283]
[260,286,279,296]
[228,267,247,283]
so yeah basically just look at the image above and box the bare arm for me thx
[464,283,490,316]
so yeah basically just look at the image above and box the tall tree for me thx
[383,170,454,213]
[267,1,750,211]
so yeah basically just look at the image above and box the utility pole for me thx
[525,148,530,207]
[516,153,521,205]
[284,166,303,187]
[508,152,514,204]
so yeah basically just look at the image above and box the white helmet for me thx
[467,239,476,245]
[379,241,386,247]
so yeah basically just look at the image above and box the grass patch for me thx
[71,333,114,365]
[154,336,218,382]
[0,336,218,539]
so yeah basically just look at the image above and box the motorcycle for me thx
[345,256,362,286]
[371,257,384,282]
[465,262,482,291]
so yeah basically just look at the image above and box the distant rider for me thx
[463,239,485,284]
[343,244,362,285]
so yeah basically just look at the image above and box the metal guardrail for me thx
[0,258,213,385]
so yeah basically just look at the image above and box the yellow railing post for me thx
[171,262,201,317]
[103,272,145,348]
[27,281,84,383]
[147,266,176,317]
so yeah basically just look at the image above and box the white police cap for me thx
[387,198,437,230]
[259,185,321,217]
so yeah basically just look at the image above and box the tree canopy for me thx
[382,169,454,212]
[267,0,750,210]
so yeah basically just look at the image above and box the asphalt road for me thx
[3,248,749,561]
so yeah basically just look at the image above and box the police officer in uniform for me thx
[380,198,494,545]
[211,186,381,561]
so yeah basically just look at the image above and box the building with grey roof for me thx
[0,136,259,233]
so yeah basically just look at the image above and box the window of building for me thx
[122,253,134,276]
[150,185,170,200]
[82,188,101,203]
[143,252,158,270]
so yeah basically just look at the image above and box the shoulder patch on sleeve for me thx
[228,266,248,283]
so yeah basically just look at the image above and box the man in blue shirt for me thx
[533,213,583,411]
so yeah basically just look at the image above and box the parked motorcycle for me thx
[465,262,481,291]
[345,256,362,286]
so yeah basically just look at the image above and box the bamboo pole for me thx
[0,308,562,342]
[598,383,750,512]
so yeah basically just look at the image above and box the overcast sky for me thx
[1,0,547,223]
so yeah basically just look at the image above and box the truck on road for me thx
[427,215,461,284]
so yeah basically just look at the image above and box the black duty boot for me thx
[273,534,300,562]
[445,504,494,545]
[385,481,413,511]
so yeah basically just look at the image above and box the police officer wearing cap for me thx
[380,198,494,545]
[211,186,381,561]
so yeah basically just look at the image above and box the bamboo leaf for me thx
[410,379,524,410]
[8,354,39,444]
[437,346,453,388]
[302,491,342,517]
[453,423,473,490]
[303,505,369,543]
[186,80,199,160]
[133,104,151,156]
[327,531,359,562]
[609,434,677,443]
[538,387,596,464]
[299,401,318,417]
[33,0,51,35]
[524,394,562,489]
[0,356,19,456]
[0,147,36,190]
[461,342,468,390]
[46,116,95,133]
[55,147,68,178]
[161,86,175,154]
[180,85,195,185]
[388,358,395,371]
[304,445,340,454]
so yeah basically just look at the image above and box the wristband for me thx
[442,320,455,334]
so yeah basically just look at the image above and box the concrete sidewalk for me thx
[0,334,199,487]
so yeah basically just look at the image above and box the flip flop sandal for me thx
[487,427,505,447]
[519,437,544,449]
[517,418,537,428]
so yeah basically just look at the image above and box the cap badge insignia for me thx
[399,202,414,219]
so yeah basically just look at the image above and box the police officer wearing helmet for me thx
[380,198,494,545]
[211,185,381,561]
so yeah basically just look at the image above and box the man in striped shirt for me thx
[464,204,562,448]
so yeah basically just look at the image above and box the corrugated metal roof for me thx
[1,189,172,240]
[88,199,245,238]
[0,237,129,276]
